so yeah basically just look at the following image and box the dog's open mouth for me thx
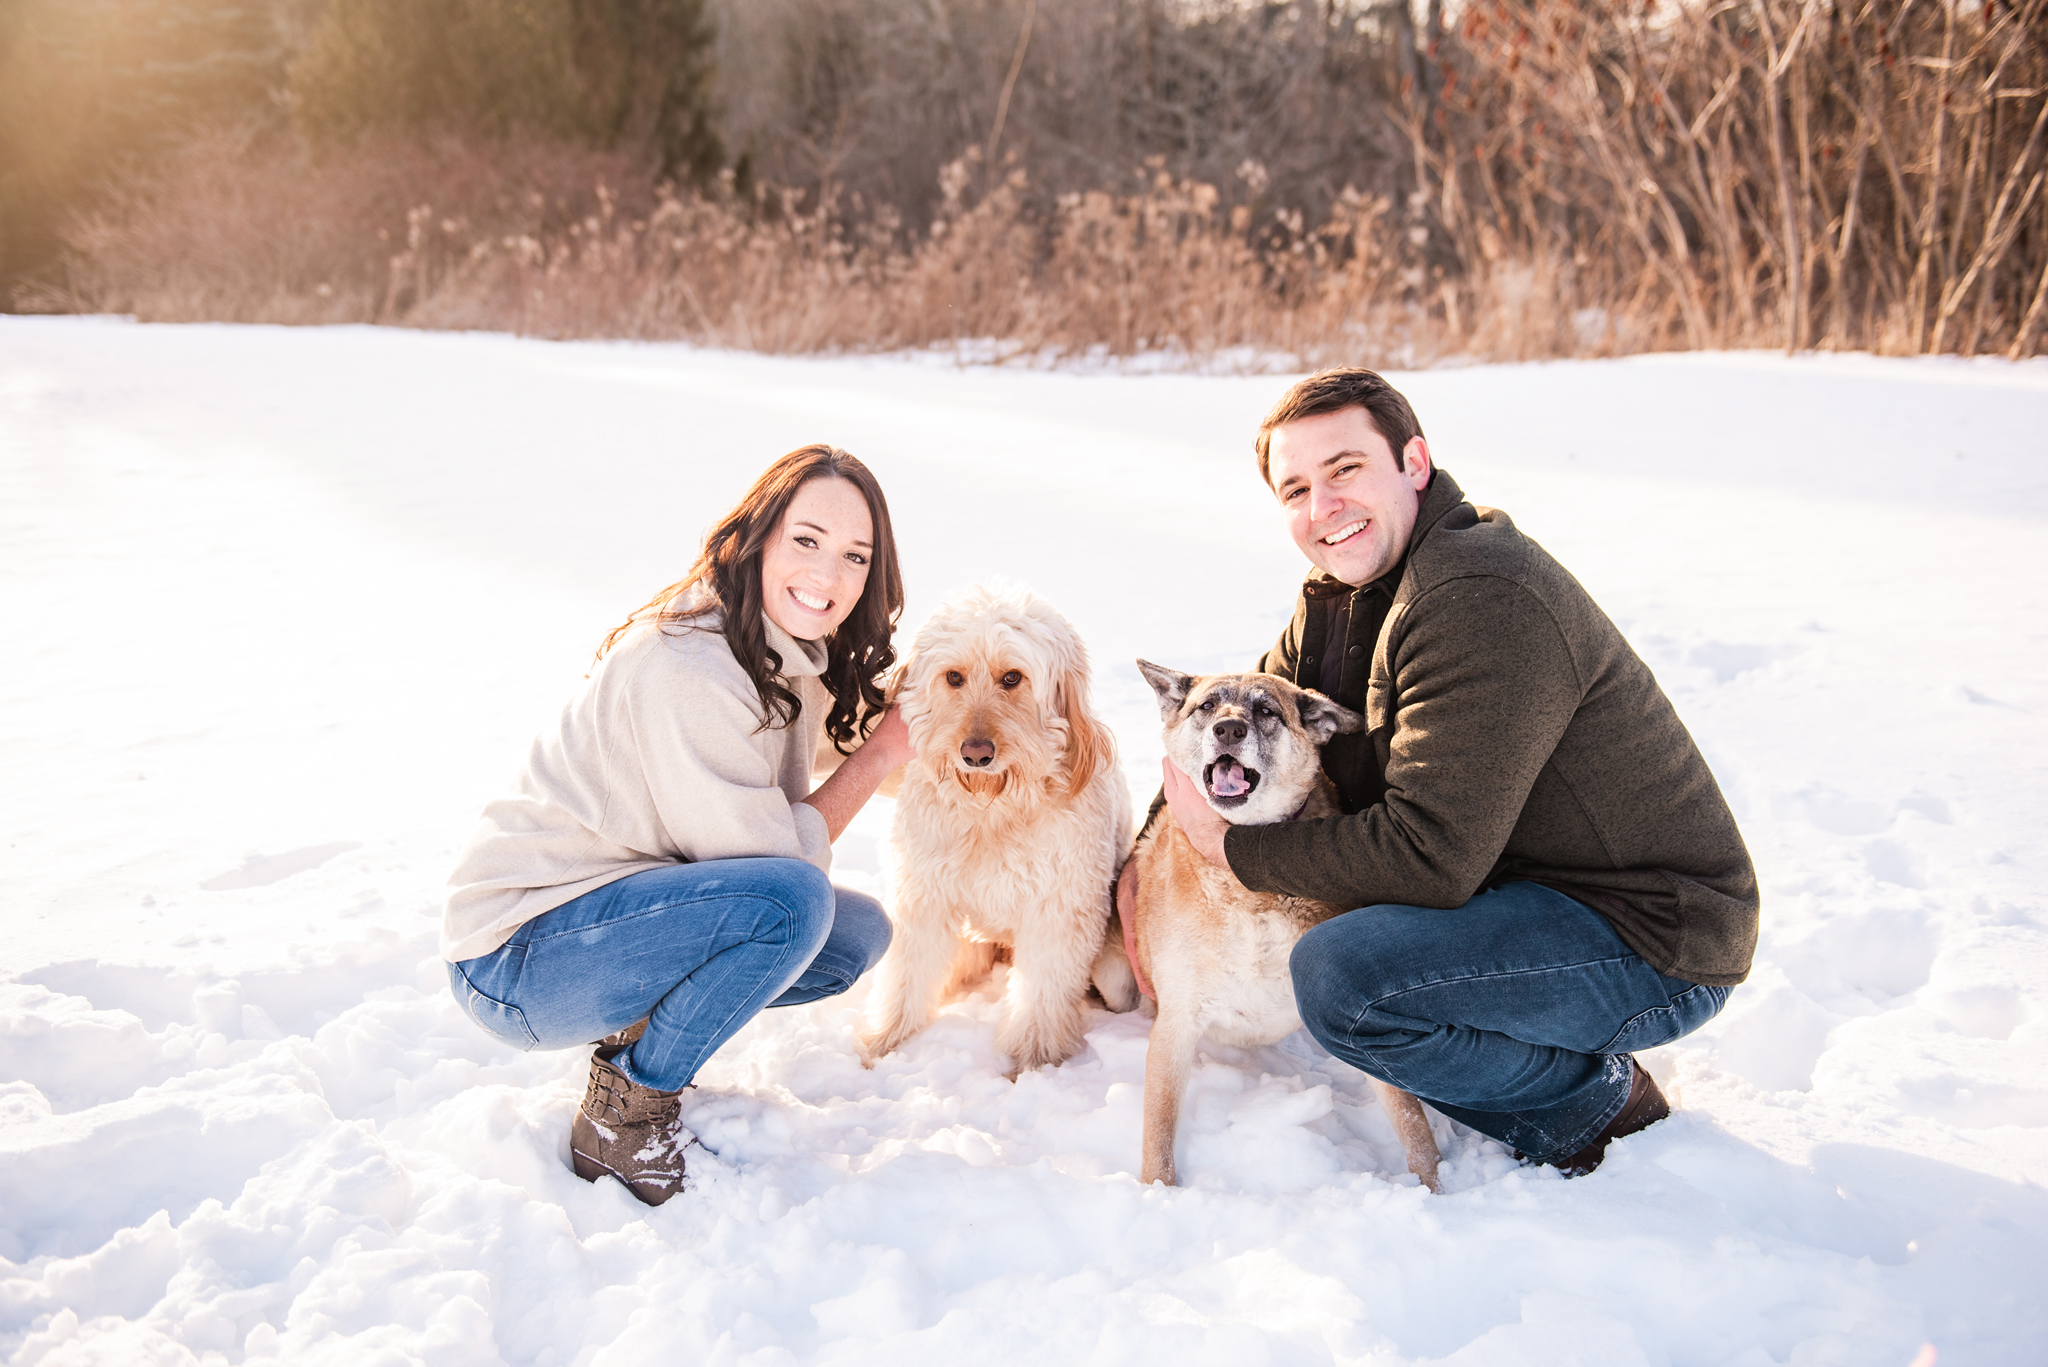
[1203,755,1260,806]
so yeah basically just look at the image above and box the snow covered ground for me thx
[3,316,2045,1366]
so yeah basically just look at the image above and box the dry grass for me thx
[24,1,2048,366]
[1419,0,2048,360]
[20,131,658,329]
[19,135,1415,367]
[16,135,1594,369]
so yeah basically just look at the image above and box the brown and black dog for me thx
[1093,660,1442,1190]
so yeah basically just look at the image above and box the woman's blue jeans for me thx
[447,858,891,1091]
[1290,880,1731,1164]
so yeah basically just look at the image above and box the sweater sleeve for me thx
[1224,575,1580,909]
[615,645,833,875]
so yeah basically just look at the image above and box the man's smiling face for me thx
[1266,405,1433,587]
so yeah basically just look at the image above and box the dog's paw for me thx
[1004,1052,1070,1082]
[856,1025,906,1067]
[1090,944,1142,1014]
[1002,1039,1078,1076]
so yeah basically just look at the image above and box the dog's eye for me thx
[945,670,965,688]
[1196,699,1216,713]
[1255,704,1276,718]
[1000,670,1022,690]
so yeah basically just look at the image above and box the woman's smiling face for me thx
[759,476,875,641]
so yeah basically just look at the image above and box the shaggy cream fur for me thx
[861,583,1132,1074]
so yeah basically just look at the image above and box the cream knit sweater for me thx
[441,605,836,962]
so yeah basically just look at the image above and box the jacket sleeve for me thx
[615,647,833,874]
[1224,575,1580,908]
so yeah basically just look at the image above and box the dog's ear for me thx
[1135,659,1194,720]
[1296,689,1365,744]
[1058,658,1117,797]
[885,624,934,706]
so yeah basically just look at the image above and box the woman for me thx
[443,445,913,1206]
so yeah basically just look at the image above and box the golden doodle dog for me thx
[1092,661,1443,1190]
[861,583,1133,1075]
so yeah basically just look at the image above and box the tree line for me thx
[4,0,2044,361]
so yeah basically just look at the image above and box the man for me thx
[1150,367,1758,1175]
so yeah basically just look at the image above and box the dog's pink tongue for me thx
[1210,757,1250,798]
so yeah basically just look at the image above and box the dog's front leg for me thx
[1139,1003,1202,1185]
[997,900,1099,1075]
[858,888,959,1066]
[1367,1078,1443,1193]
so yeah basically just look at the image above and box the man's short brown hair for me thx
[1255,367,1425,486]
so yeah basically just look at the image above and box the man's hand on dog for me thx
[1161,758,1230,868]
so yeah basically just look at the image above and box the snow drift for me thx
[3,320,2045,1365]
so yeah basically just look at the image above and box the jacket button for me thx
[1302,655,1318,670]
[1347,644,1365,660]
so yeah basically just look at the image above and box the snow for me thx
[3,316,2046,1366]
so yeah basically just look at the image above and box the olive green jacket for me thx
[1223,469,1760,986]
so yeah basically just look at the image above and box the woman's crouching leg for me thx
[456,857,839,1093]
[623,860,837,1089]
[768,887,892,1007]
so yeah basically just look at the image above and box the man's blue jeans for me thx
[1290,880,1731,1163]
[447,858,891,1091]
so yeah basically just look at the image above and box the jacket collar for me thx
[1411,466,1467,543]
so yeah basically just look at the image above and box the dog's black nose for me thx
[1212,719,1247,745]
[960,738,996,767]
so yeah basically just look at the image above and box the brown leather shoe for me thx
[596,1017,648,1051]
[569,1044,689,1206]
[1552,1058,1670,1177]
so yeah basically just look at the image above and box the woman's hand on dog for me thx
[864,704,916,771]
[801,706,916,841]
[1161,758,1230,868]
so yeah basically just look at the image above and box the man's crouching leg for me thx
[1289,881,1731,1175]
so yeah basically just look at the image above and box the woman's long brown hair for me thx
[597,445,904,752]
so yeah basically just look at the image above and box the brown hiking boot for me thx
[569,1043,689,1206]
[596,1017,648,1051]
[1552,1058,1671,1177]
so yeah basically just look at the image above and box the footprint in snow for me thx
[200,842,361,891]
[1793,787,1954,837]
[1684,640,1804,683]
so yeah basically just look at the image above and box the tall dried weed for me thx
[25,0,2048,366]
